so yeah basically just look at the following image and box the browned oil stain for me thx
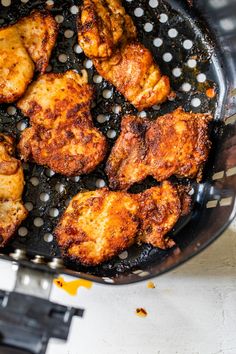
[147,281,155,289]
[206,87,216,99]
[54,276,93,296]
[136,308,148,317]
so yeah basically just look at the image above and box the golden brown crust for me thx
[17,70,107,176]
[0,26,34,104]
[0,10,58,104]
[0,134,28,247]
[16,10,58,73]
[17,70,93,128]
[94,42,170,110]
[55,188,139,266]
[176,185,192,216]
[55,182,187,265]
[146,107,212,182]
[106,114,148,190]
[106,107,212,190]
[78,0,170,110]
[0,134,25,201]
[78,0,137,58]
[0,200,28,247]
[135,182,181,249]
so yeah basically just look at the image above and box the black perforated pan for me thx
[0,0,236,285]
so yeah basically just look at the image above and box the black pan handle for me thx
[0,348,31,354]
[0,290,84,354]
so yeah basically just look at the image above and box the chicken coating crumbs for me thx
[136,308,148,317]
[147,281,155,289]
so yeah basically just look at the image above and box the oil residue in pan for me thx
[0,0,225,277]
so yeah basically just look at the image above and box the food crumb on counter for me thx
[136,308,148,317]
[147,281,155,289]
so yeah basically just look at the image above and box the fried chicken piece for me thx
[135,182,181,249]
[106,108,212,190]
[77,0,170,110]
[55,181,186,265]
[16,10,58,73]
[146,108,212,181]
[0,134,24,201]
[0,134,27,247]
[0,200,27,247]
[0,10,58,104]
[78,0,136,58]
[55,188,139,266]
[94,42,171,111]
[0,27,34,104]
[106,114,148,190]
[18,70,107,176]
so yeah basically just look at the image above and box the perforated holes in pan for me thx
[0,0,225,278]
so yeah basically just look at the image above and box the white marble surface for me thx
[0,223,235,354]
[47,225,236,354]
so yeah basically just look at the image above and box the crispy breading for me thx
[17,70,92,128]
[0,26,34,104]
[135,182,181,249]
[17,70,107,176]
[106,108,212,190]
[0,200,27,247]
[55,182,186,265]
[0,134,27,247]
[55,188,139,266]
[0,10,58,104]
[16,10,58,73]
[146,108,212,181]
[78,0,136,58]
[94,42,170,110]
[77,0,170,110]
[0,134,24,201]
[106,114,148,190]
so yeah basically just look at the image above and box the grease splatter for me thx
[54,276,93,296]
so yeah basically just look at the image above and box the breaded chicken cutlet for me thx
[0,10,58,104]
[55,188,140,266]
[55,181,185,266]
[78,0,137,59]
[106,108,212,190]
[0,134,27,247]
[77,0,170,110]
[18,70,107,176]
[15,10,58,73]
[0,26,35,104]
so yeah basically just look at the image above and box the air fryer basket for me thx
[0,0,236,285]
